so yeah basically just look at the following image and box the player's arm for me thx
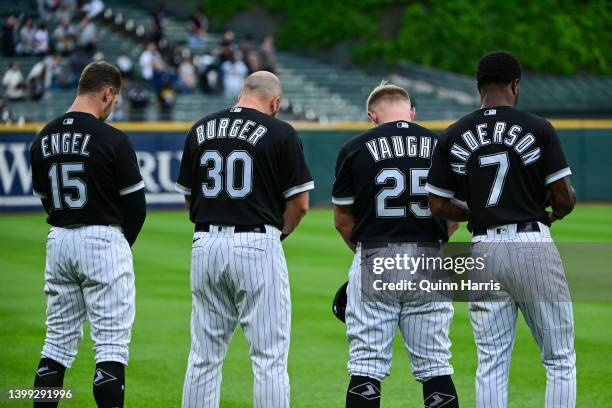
[119,189,147,247]
[425,134,468,222]
[548,176,575,222]
[279,129,315,240]
[115,135,147,246]
[176,129,194,211]
[331,145,357,251]
[30,142,50,214]
[541,120,575,223]
[333,204,356,252]
[428,195,470,222]
[282,191,309,240]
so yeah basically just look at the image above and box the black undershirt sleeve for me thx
[118,188,147,247]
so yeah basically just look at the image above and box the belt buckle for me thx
[494,226,508,235]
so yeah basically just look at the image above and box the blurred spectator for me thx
[187,7,208,47]
[92,51,105,62]
[127,81,150,120]
[17,17,35,55]
[178,56,197,94]
[139,41,162,81]
[194,52,220,94]
[150,4,165,45]
[240,34,260,73]
[260,35,277,73]
[221,52,248,98]
[45,53,68,88]
[37,0,59,22]
[28,62,47,101]
[69,47,89,80]
[78,16,97,54]
[218,30,237,64]
[0,97,13,123]
[158,80,176,120]
[33,23,50,55]
[53,16,77,55]
[2,62,25,101]
[116,52,133,79]
[2,15,18,57]
[82,0,105,20]
[54,2,77,23]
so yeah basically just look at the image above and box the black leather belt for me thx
[473,222,540,237]
[195,223,267,233]
[362,241,442,249]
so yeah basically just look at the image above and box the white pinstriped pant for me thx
[470,222,576,408]
[346,243,454,382]
[182,225,290,408]
[41,225,135,368]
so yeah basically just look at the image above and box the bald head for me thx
[242,71,282,98]
[236,71,283,116]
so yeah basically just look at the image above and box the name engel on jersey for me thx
[40,132,92,158]
[194,117,268,146]
[365,134,437,162]
[448,122,541,174]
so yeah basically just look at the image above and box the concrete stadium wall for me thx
[1,120,611,212]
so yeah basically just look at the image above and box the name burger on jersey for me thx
[448,120,541,175]
[194,117,268,146]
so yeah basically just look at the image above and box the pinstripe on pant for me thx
[42,225,135,368]
[345,243,454,382]
[469,222,576,408]
[182,225,290,408]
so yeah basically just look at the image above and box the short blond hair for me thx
[366,80,411,112]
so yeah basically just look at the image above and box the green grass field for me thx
[1,206,611,407]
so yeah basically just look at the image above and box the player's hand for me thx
[547,211,562,224]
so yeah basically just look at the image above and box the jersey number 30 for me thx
[200,150,253,198]
[375,168,430,218]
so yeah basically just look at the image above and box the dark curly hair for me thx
[476,51,522,87]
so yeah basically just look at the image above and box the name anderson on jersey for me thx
[195,117,267,146]
[448,121,541,175]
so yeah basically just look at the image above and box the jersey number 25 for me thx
[375,168,430,218]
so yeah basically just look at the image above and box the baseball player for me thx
[29,61,146,408]
[332,82,459,408]
[176,71,314,408]
[426,51,576,407]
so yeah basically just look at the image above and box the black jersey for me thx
[332,120,448,243]
[176,107,314,228]
[426,106,571,230]
[30,112,145,226]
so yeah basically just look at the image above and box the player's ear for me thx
[102,86,112,102]
[271,97,280,116]
[367,111,377,124]
[511,78,520,95]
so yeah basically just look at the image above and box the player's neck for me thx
[234,97,270,116]
[67,96,102,120]
[378,114,411,125]
[480,93,515,109]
